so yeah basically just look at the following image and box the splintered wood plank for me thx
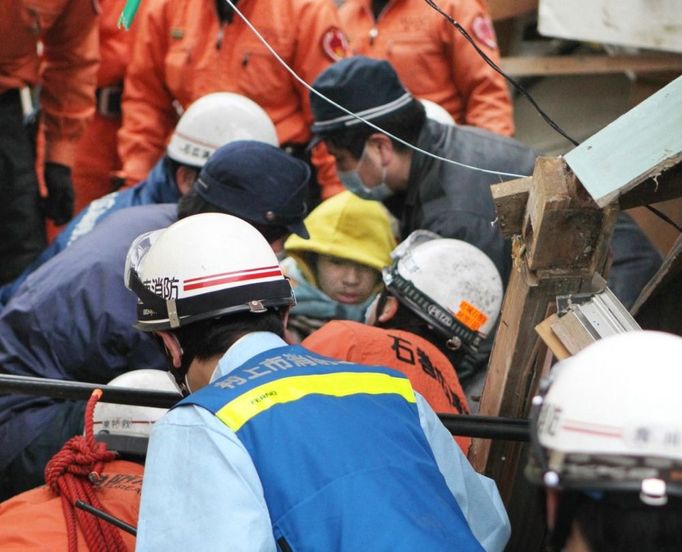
[564,75,682,207]
[491,177,531,238]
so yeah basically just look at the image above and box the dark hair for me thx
[176,189,288,243]
[553,491,682,552]
[322,100,426,159]
[171,309,285,368]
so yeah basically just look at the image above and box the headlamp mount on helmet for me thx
[383,265,482,353]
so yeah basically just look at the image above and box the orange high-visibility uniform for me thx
[71,0,134,214]
[339,0,514,136]
[118,0,346,197]
[0,0,99,166]
[0,460,141,551]
[303,320,471,453]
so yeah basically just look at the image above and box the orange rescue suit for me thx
[118,0,346,196]
[0,460,142,551]
[303,320,471,453]
[71,0,134,214]
[339,0,514,136]
[0,0,99,166]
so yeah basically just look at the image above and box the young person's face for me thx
[316,255,379,304]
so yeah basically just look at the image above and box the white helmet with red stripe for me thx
[166,92,279,168]
[93,369,181,456]
[124,213,295,331]
[527,330,682,503]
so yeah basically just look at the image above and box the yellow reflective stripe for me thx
[215,372,416,431]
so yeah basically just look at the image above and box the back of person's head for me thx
[176,140,310,245]
[93,369,181,460]
[310,56,426,158]
[125,213,295,392]
[166,92,278,170]
[526,330,682,552]
[375,231,503,356]
[284,190,396,290]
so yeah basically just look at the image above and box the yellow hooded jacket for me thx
[284,191,396,285]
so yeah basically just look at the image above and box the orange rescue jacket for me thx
[0,460,142,551]
[0,0,99,166]
[118,0,346,194]
[339,0,514,136]
[303,320,471,453]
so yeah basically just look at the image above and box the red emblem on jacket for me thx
[471,16,497,49]
[321,27,349,62]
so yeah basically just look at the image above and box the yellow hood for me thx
[284,191,396,283]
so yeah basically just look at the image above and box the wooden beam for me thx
[491,177,531,238]
[488,0,538,21]
[618,162,682,210]
[470,156,619,551]
[500,54,682,77]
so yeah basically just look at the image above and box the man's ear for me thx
[377,295,399,323]
[175,166,198,196]
[280,306,290,329]
[367,133,394,164]
[155,330,183,369]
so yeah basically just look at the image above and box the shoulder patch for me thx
[471,16,497,49]
[321,27,349,62]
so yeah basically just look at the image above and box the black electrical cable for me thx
[645,205,682,233]
[75,500,138,536]
[422,0,580,147]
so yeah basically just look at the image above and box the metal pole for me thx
[74,500,137,535]
[0,374,530,441]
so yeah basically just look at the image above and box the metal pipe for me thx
[74,499,137,535]
[0,374,530,441]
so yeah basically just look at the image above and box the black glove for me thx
[43,162,75,225]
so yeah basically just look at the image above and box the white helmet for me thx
[125,213,295,331]
[166,92,279,167]
[93,369,181,456]
[420,99,456,126]
[383,230,503,353]
[528,330,682,505]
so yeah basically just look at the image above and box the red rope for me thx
[44,389,128,552]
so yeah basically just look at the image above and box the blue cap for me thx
[195,140,310,238]
[310,56,415,136]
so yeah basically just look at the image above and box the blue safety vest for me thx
[179,345,484,551]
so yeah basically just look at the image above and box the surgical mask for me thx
[338,147,394,201]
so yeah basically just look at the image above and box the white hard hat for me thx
[93,369,181,456]
[420,99,456,126]
[528,330,682,504]
[383,230,503,352]
[166,92,278,167]
[125,213,295,331]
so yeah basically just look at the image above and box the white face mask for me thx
[338,146,394,201]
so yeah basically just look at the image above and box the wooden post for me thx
[469,156,619,551]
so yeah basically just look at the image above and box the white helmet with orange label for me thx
[382,230,503,353]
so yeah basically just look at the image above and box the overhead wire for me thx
[421,0,580,147]
[222,0,528,180]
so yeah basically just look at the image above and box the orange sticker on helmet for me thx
[455,301,487,331]
[321,27,349,62]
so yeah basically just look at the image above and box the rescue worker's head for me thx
[93,369,181,460]
[177,140,310,252]
[283,191,395,305]
[526,331,682,552]
[309,56,426,201]
[366,231,503,358]
[125,213,295,396]
[165,92,278,195]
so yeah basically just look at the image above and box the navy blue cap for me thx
[195,140,310,238]
[310,56,416,136]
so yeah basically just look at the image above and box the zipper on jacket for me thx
[277,537,293,552]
